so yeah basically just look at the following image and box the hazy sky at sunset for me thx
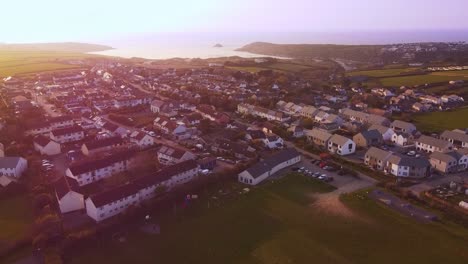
[1,0,467,43]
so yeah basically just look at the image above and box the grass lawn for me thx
[0,194,32,243]
[72,174,468,264]
[228,61,331,74]
[379,72,468,87]
[348,67,420,77]
[412,107,468,132]
[0,50,93,77]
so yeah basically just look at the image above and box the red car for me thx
[319,162,327,168]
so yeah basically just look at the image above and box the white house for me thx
[129,131,154,148]
[0,157,28,186]
[415,135,453,153]
[390,120,417,134]
[54,176,84,214]
[328,134,356,156]
[391,132,413,147]
[66,150,135,186]
[157,145,195,165]
[369,124,395,141]
[85,184,140,222]
[264,135,284,149]
[81,136,124,156]
[86,160,200,222]
[33,135,61,156]
[238,148,301,185]
[50,126,85,144]
[386,154,431,178]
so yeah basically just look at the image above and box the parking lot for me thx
[288,156,377,192]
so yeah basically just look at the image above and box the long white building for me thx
[85,160,200,222]
[238,148,301,186]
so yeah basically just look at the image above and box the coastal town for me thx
[1,54,467,262]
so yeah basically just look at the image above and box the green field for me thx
[380,72,468,87]
[0,50,92,77]
[348,67,421,77]
[412,107,468,132]
[0,194,32,243]
[227,61,332,74]
[72,174,468,264]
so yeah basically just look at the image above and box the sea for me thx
[90,31,468,60]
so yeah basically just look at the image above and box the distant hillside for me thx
[237,42,383,61]
[0,42,113,53]
[237,42,468,65]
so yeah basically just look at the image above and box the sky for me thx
[1,0,467,43]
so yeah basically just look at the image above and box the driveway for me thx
[406,172,468,196]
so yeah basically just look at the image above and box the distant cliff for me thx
[0,42,113,53]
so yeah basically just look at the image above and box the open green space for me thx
[227,61,333,74]
[0,50,93,77]
[72,174,468,264]
[379,73,468,87]
[348,67,421,77]
[0,194,32,243]
[412,107,468,132]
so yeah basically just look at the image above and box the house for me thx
[54,176,84,214]
[157,145,195,165]
[391,132,414,147]
[368,124,395,141]
[386,154,431,178]
[340,108,390,126]
[0,157,28,187]
[305,128,332,148]
[86,160,200,222]
[85,183,140,222]
[135,160,200,197]
[183,113,202,126]
[364,147,393,170]
[390,120,417,134]
[328,134,356,155]
[33,135,61,156]
[211,139,255,159]
[264,135,284,149]
[245,129,267,142]
[153,116,187,136]
[198,157,217,170]
[287,125,305,138]
[50,126,85,144]
[412,102,429,112]
[300,105,319,119]
[440,130,468,148]
[429,150,468,173]
[101,122,128,137]
[238,148,301,185]
[150,99,178,116]
[353,130,383,148]
[81,136,124,156]
[415,135,453,153]
[66,150,135,186]
[129,131,154,148]
[237,103,290,122]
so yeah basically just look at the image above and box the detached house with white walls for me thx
[328,134,356,156]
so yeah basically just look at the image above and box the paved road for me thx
[369,189,438,222]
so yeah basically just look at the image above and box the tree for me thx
[198,119,212,134]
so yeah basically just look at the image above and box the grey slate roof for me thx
[441,130,468,143]
[365,147,392,160]
[245,148,300,178]
[417,135,451,149]
[0,157,23,169]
